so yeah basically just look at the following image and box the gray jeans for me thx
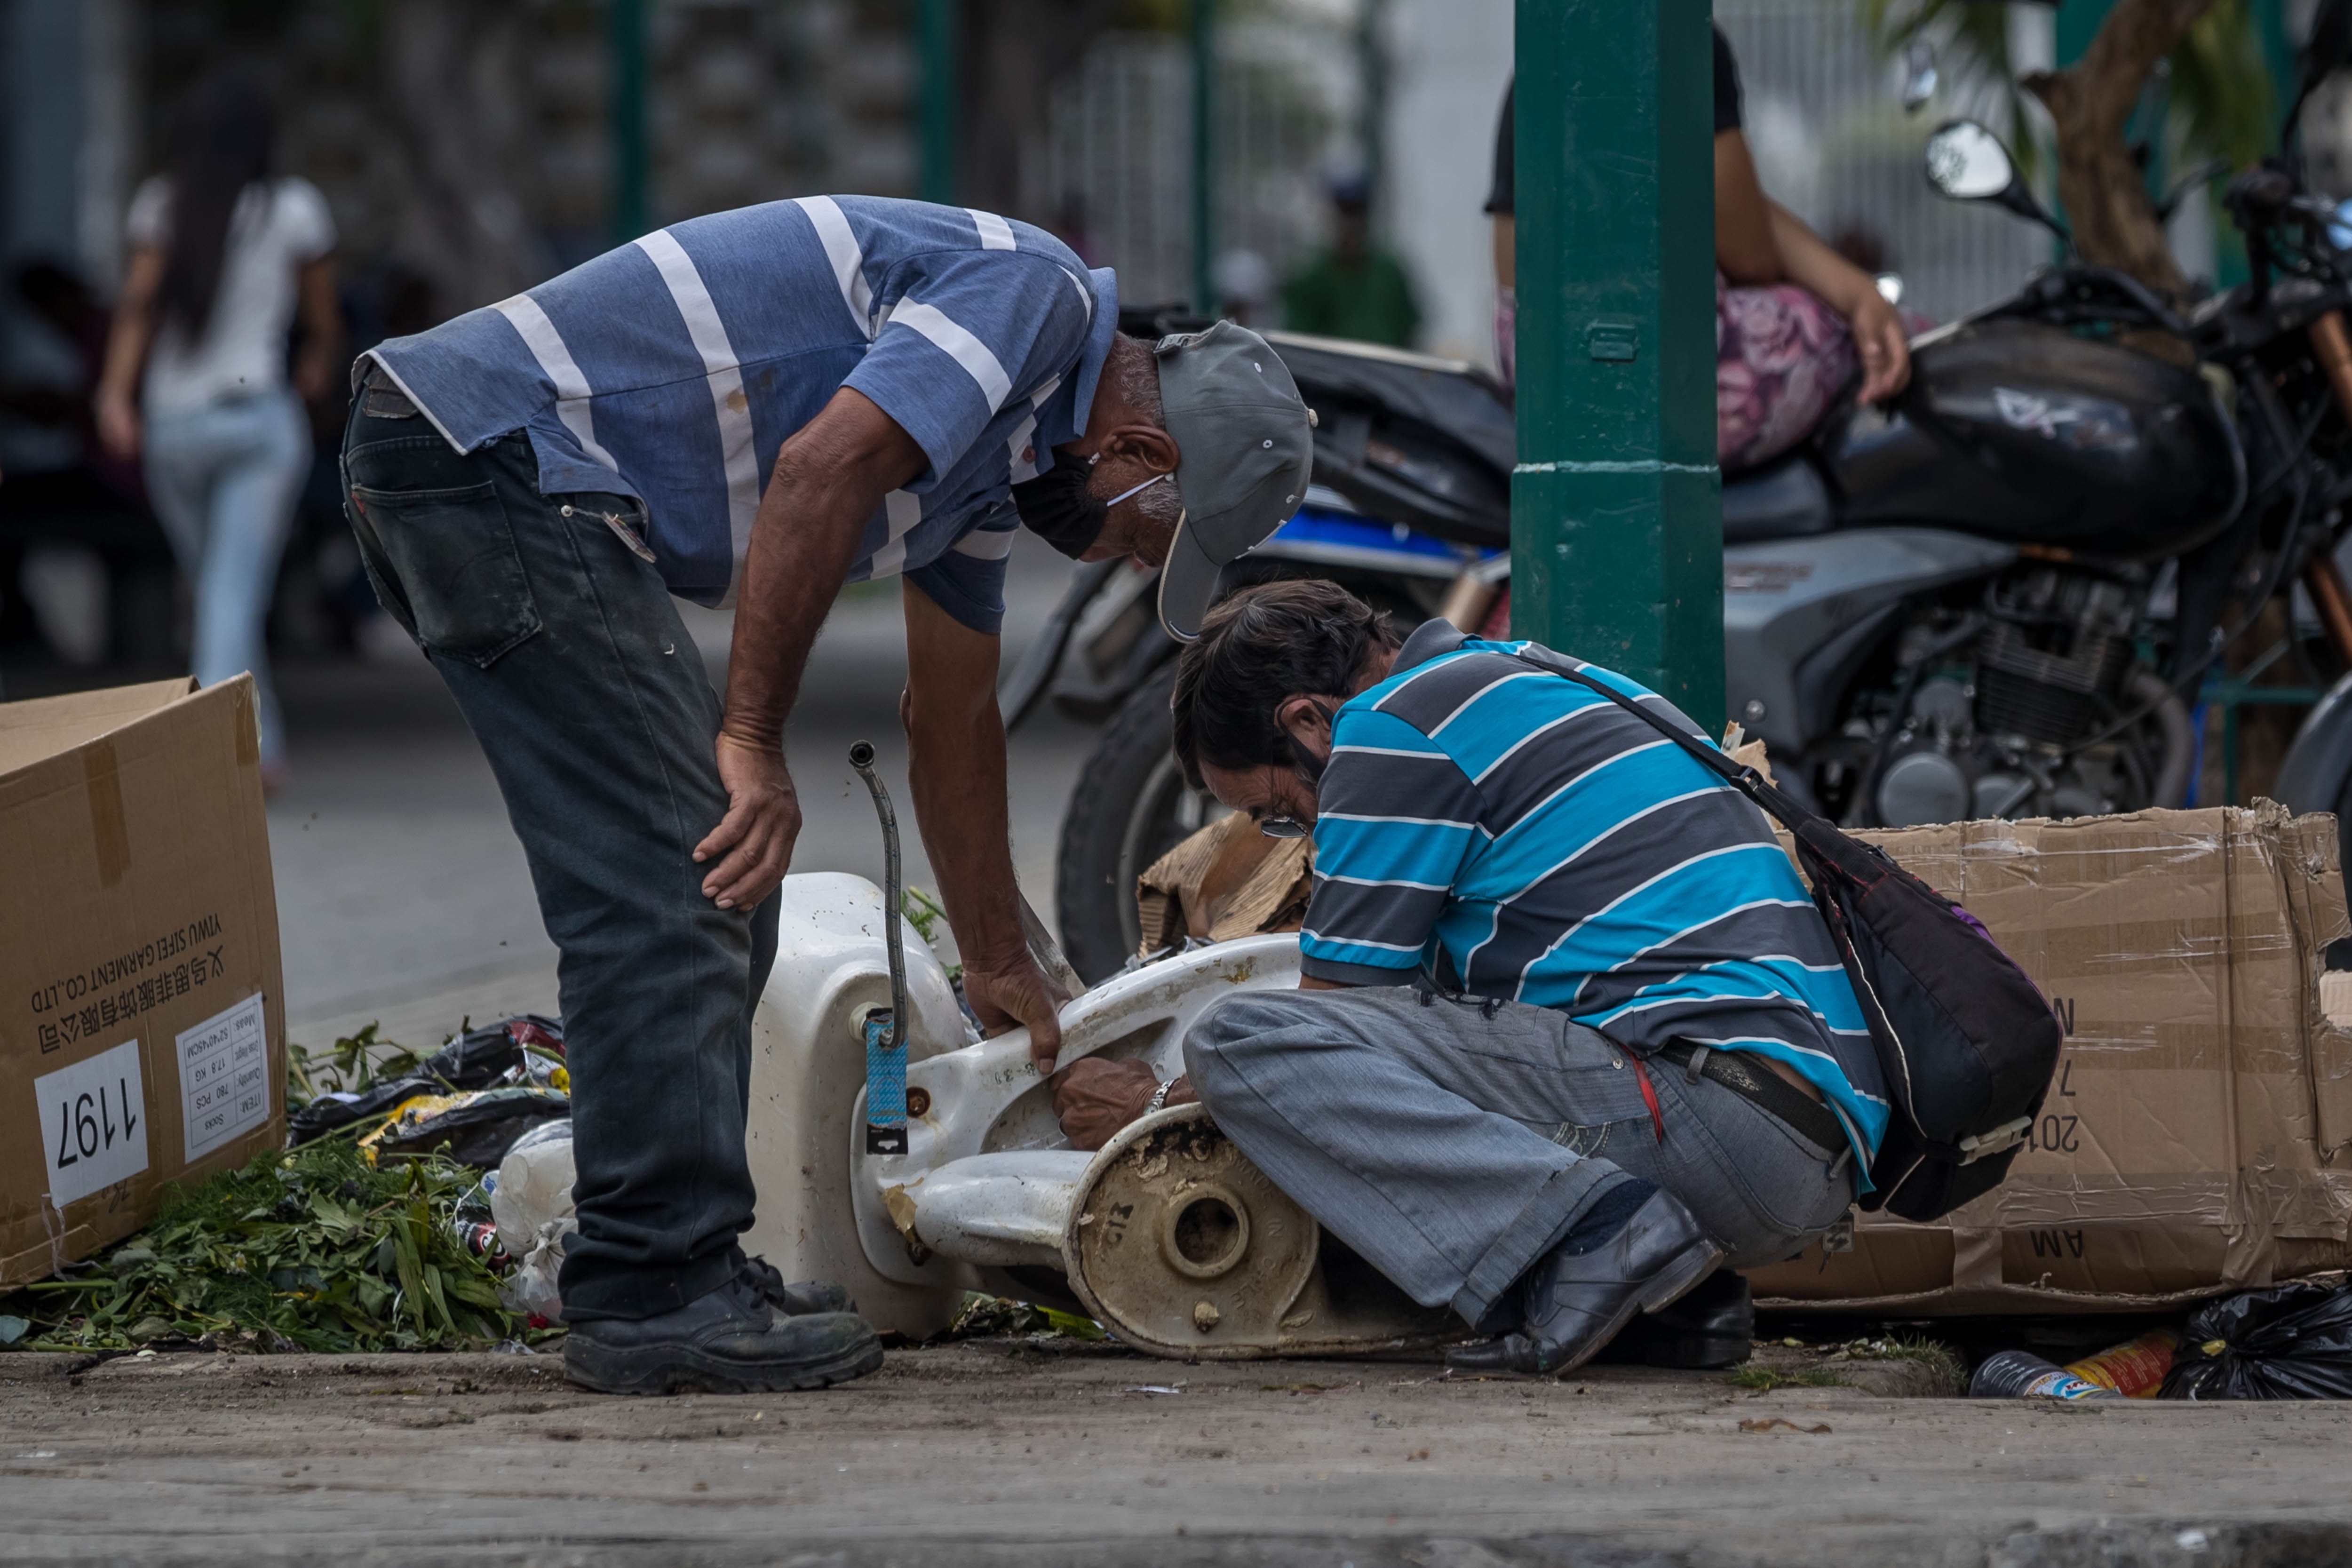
[1183,987,1855,1329]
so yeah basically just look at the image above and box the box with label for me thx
[0,676,284,1287]
[1745,803,2352,1314]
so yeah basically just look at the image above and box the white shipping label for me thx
[177,991,270,1163]
[34,1038,151,1208]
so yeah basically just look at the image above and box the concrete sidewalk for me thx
[3,1341,2345,1568]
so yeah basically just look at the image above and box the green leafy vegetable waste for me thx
[285,1020,427,1112]
[944,1291,1104,1341]
[0,1138,526,1353]
[902,885,962,985]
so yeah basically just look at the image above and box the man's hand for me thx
[1051,1057,1196,1151]
[693,730,801,910]
[963,955,1070,1074]
[1848,291,1914,405]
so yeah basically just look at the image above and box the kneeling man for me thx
[1053,581,1886,1375]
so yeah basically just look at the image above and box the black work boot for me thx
[738,1257,856,1318]
[1448,1189,1723,1377]
[563,1259,884,1395]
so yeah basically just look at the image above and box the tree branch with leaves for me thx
[1866,0,2274,300]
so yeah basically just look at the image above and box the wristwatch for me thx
[1145,1077,1179,1114]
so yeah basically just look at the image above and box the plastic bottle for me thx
[491,1120,575,1323]
[2063,1329,2179,1399]
[1969,1348,2123,1400]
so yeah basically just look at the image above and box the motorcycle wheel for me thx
[1054,661,1232,983]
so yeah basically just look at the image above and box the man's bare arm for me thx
[901,584,1069,1067]
[695,387,925,909]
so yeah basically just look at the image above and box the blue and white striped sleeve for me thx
[849,250,1094,491]
[1299,708,1483,987]
[905,501,1018,635]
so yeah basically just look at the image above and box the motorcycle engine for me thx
[1873,567,2150,828]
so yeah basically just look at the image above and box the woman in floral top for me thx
[1484,30,1913,473]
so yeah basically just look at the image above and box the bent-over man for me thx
[1053,581,1883,1375]
[342,197,1312,1394]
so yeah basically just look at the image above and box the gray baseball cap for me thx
[1150,321,1315,642]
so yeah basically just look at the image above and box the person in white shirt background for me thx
[95,70,342,789]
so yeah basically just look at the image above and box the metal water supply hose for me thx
[849,740,909,1154]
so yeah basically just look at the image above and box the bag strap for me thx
[1507,650,1823,839]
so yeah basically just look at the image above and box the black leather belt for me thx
[1655,1040,1846,1155]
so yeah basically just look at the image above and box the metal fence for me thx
[1716,0,2050,325]
[1038,4,2054,330]
[1027,22,1355,312]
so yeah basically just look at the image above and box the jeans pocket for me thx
[1699,1091,1850,1239]
[350,480,540,668]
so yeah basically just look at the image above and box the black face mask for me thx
[1011,461,1107,560]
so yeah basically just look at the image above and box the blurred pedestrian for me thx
[95,70,341,786]
[1280,175,1422,348]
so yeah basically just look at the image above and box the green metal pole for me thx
[1192,0,1217,314]
[609,0,649,245]
[920,0,959,206]
[1510,0,1721,727]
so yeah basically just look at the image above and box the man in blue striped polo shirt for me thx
[1053,581,1882,1375]
[339,197,1312,1394]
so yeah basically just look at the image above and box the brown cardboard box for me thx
[0,676,285,1288]
[1746,803,2352,1314]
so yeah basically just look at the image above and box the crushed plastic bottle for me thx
[490,1119,575,1323]
[1969,1348,2123,1400]
[2064,1329,2179,1399]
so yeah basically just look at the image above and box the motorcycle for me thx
[1034,9,2352,983]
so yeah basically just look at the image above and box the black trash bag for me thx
[2160,1280,2352,1400]
[372,1087,573,1168]
[289,1014,565,1146]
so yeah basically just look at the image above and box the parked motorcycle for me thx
[1035,10,2352,982]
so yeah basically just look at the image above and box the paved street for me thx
[261,539,1099,1051]
[3,1343,2347,1567]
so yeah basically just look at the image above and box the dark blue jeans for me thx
[340,395,778,1322]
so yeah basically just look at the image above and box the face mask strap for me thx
[1104,471,1169,509]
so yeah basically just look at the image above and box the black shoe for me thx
[1592,1266,1753,1369]
[563,1261,884,1395]
[739,1256,856,1317]
[1448,1190,1723,1377]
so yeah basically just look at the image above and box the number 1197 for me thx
[54,1077,138,1170]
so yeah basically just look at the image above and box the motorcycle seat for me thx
[1722,455,1835,543]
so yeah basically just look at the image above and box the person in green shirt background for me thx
[1280,174,1422,349]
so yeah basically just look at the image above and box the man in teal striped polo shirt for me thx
[1053,580,1879,1375]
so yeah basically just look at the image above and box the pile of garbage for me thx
[0,1014,581,1354]
[1967,1279,2352,1401]
[288,1014,570,1159]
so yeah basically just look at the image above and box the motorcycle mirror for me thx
[1925,120,2014,199]
[1900,39,1938,114]
[1924,119,2070,241]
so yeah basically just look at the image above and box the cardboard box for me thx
[0,676,285,1288]
[1746,804,2352,1315]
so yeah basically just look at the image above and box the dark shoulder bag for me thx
[1516,650,2061,1222]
